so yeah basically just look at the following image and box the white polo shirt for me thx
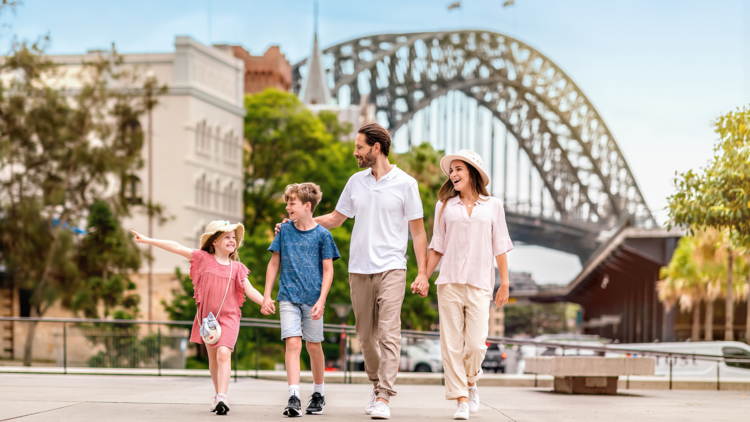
[336,165,424,274]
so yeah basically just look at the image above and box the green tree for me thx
[0,25,165,363]
[668,106,750,341]
[392,143,445,330]
[71,200,142,320]
[240,89,359,322]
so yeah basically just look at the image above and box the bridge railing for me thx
[1,316,748,391]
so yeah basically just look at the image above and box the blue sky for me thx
[8,0,749,283]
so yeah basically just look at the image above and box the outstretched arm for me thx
[274,211,348,234]
[130,230,193,260]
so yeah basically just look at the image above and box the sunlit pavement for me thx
[0,373,748,421]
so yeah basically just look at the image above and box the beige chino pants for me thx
[437,283,492,400]
[349,270,406,400]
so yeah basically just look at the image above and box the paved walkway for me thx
[1,373,748,421]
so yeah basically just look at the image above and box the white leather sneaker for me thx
[454,402,470,420]
[365,390,378,415]
[370,401,391,419]
[468,386,480,413]
[210,394,218,412]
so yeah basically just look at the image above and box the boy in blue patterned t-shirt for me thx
[261,182,340,417]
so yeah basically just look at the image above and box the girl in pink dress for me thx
[131,220,267,415]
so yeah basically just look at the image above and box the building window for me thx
[214,180,221,210]
[122,174,143,205]
[196,174,207,207]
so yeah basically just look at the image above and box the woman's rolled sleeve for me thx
[492,202,514,256]
[429,201,447,254]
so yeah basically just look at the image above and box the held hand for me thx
[495,283,510,308]
[410,274,429,298]
[311,301,324,320]
[274,219,291,235]
[129,230,150,244]
[261,297,276,315]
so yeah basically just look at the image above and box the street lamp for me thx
[331,303,352,373]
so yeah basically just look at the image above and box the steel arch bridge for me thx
[292,30,655,262]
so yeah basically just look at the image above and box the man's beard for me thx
[357,151,377,168]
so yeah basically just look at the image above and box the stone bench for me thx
[525,356,655,394]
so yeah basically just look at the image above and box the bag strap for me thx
[214,261,233,321]
[193,260,233,324]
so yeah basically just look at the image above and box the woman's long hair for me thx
[201,231,240,261]
[437,160,489,223]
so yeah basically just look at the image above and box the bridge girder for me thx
[292,30,654,234]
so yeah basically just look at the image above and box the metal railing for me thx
[2,316,749,391]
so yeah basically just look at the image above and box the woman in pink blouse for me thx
[423,150,512,420]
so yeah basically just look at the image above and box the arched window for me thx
[195,122,201,151]
[199,174,207,207]
[123,174,143,205]
[214,180,221,209]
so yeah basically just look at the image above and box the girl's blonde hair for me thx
[437,160,489,223]
[201,231,240,261]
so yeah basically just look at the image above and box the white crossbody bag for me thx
[197,261,233,345]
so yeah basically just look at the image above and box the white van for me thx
[606,341,750,379]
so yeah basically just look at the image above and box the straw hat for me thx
[199,220,245,250]
[439,150,490,187]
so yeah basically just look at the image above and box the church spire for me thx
[299,1,331,105]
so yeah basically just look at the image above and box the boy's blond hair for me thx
[283,183,323,213]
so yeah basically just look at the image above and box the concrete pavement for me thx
[0,373,748,421]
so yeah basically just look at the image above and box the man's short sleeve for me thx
[268,225,283,253]
[320,230,341,261]
[335,178,355,218]
[404,180,424,221]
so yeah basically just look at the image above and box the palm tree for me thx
[658,236,701,340]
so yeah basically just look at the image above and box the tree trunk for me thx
[725,249,735,341]
[22,307,39,366]
[705,298,714,341]
[691,300,701,341]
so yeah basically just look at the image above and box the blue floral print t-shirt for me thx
[268,222,341,305]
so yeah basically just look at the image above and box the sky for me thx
[7,0,749,284]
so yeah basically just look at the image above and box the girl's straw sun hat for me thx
[199,220,245,249]
[440,149,490,187]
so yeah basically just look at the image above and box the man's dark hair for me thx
[358,123,391,156]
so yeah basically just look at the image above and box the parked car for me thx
[347,338,443,373]
[481,342,507,373]
[400,338,443,372]
[606,341,750,379]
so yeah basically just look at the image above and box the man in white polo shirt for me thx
[278,123,429,419]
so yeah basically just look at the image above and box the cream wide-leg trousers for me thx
[437,282,492,400]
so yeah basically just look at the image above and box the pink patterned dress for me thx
[189,249,249,351]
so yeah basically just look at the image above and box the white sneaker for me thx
[468,387,479,413]
[454,402,470,420]
[370,401,391,419]
[365,390,378,415]
[215,393,230,415]
[210,394,218,412]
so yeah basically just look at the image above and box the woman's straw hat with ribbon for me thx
[199,220,245,249]
[439,149,491,187]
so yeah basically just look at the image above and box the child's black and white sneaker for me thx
[306,392,325,415]
[215,393,230,416]
[284,395,302,417]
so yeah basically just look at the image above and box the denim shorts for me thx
[279,301,324,343]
